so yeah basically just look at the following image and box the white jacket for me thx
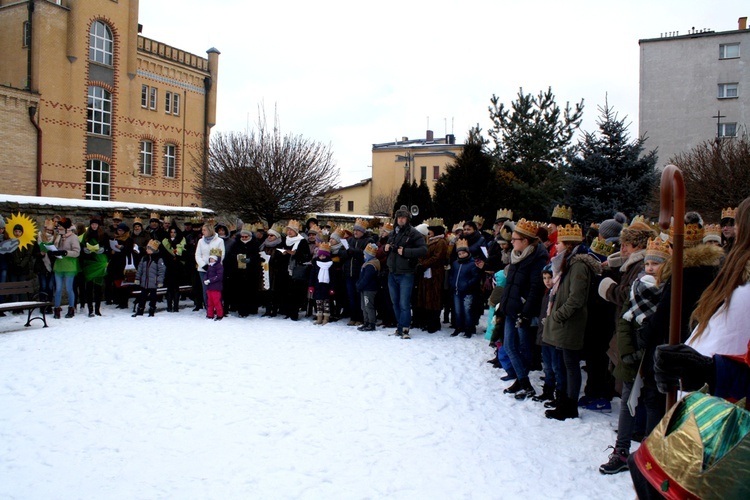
[195,236,225,270]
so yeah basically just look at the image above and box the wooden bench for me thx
[129,284,193,298]
[0,280,54,328]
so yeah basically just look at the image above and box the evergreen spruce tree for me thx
[563,102,658,225]
[416,180,435,222]
[433,127,496,228]
[489,87,583,221]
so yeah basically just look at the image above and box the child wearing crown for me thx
[308,242,335,325]
[132,239,166,317]
[448,238,481,338]
[204,248,224,320]
[356,243,380,332]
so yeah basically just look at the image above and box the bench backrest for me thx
[0,280,36,297]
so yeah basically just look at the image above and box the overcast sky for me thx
[138,0,748,186]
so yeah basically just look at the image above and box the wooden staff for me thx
[658,164,685,410]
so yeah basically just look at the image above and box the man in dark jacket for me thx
[385,207,427,339]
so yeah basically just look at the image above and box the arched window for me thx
[139,140,153,176]
[87,86,111,136]
[164,144,176,178]
[89,21,113,65]
[86,159,110,201]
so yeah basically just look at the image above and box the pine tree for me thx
[489,87,583,221]
[563,102,658,225]
[433,126,497,228]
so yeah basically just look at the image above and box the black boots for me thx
[54,307,62,319]
[132,308,144,317]
[65,307,75,318]
[545,396,579,420]
[532,385,556,403]
[148,308,155,317]
[514,378,536,400]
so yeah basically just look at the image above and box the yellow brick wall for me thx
[0,86,39,195]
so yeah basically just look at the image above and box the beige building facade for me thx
[0,0,219,206]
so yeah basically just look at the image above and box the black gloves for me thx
[202,264,208,271]
[49,250,67,257]
[654,343,715,394]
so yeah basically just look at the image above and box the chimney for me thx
[402,136,408,142]
[446,134,455,145]
[426,130,434,142]
[740,17,748,30]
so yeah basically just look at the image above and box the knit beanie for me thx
[620,221,656,249]
[598,212,627,241]
[415,223,429,236]
[364,243,378,261]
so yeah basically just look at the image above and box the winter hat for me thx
[620,221,656,249]
[317,242,332,258]
[58,217,72,230]
[267,227,281,239]
[364,242,378,260]
[147,239,160,252]
[132,217,143,228]
[598,212,627,241]
[116,222,129,232]
[703,224,722,244]
[394,206,410,220]
[89,218,101,227]
[353,218,368,233]
[415,223,429,236]
[285,219,301,235]
[239,223,255,236]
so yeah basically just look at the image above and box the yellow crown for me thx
[150,212,160,221]
[285,219,301,233]
[455,238,469,250]
[630,215,647,226]
[190,212,204,225]
[381,222,394,232]
[353,218,368,230]
[43,219,56,231]
[112,211,123,220]
[163,215,171,225]
[318,242,332,253]
[590,236,615,257]
[472,215,484,225]
[721,207,737,220]
[515,218,540,238]
[425,217,444,227]
[452,220,465,232]
[209,247,222,257]
[703,224,722,243]
[206,218,217,227]
[551,205,572,221]
[669,223,705,247]
[307,223,321,234]
[496,208,513,221]
[133,217,143,225]
[240,223,255,234]
[269,225,284,236]
[557,223,583,242]
[645,237,671,262]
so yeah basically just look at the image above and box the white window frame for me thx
[89,21,113,66]
[719,43,740,59]
[141,85,149,108]
[164,144,176,178]
[172,93,180,116]
[718,83,738,99]
[149,87,157,110]
[22,21,31,48]
[87,86,111,136]
[165,92,172,114]
[718,123,737,138]
[85,159,110,201]
[139,140,153,176]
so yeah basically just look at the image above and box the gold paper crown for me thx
[703,224,722,242]
[241,223,255,234]
[382,222,394,232]
[515,218,540,238]
[112,211,123,220]
[472,215,484,225]
[551,205,572,221]
[630,215,647,226]
[452,220,465,232]
[163,216,171,225]
[43,219,56,231]
[190,212,203,225]
[307,223,321,234]
[209,247,222,257]
[150,212,160,221]
[669,223,705,247]
[227,222,237,232]
[269,224,284,236]
[318,242,332,253]
[364,242,378,256]
[455,238,469,250]
[496,208,513,221]
[285,219,301,233]
[425,217,444,227]
[590,236,615,257]
[206,218,217,227]
[635,390,750,499]
[147,239,160,251]
[557,224,583,242]
[645,237,671,261]
[353,218,368,230]
[133,217,143,225]
[252,222,266,231]
[721,207,737,220]
[332,227,345,238]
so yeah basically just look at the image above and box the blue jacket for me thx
[449,256,480,295]
[356,259,380,292]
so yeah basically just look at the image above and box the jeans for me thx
[39,271,55,303]
[452,293,474,332]
[54,273,75,308]
[388,273,414,330]
[542,345,566,393]
[361,290,376,325]
[615,381,666,452]
[503,316,532,380]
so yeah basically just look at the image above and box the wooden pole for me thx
[658,165,685,410]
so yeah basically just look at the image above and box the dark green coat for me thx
[543,252,602,351]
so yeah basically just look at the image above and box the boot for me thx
[532,385,556,403]
[95,304,102,316]
[545,396,579,420]
[401,328,411,340]
[544,390,565,409]
[514,378,536,400]
[503,379,523,394]
[321,313,329,325]
[426,311,441,333]
[88,305,95,318]
[315,311,323,325]
[132,308,144,317]
[148,308,155,317]
[54,307,62,319]
[599,447,629,475]
[65,307,75,318]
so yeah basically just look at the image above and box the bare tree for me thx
[193,109,340,226]
[368,189,398,216]
[669,135,750,220]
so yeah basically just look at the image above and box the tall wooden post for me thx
[658,165,685,410]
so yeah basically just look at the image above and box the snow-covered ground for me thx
[1,303,633,499]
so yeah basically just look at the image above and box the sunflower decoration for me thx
[5,212,38,251]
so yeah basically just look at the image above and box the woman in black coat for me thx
[227,227,262,317]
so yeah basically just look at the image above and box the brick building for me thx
[0,0,219,206]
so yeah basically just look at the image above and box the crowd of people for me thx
[2,198,749,493]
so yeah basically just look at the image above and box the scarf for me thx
[285,233,303,252]
[260,237,281,251]
[317,260,333,284]
[510,243,536,265]
[622,274,662,325]
[203,235,215,244]
[429,234,445,243]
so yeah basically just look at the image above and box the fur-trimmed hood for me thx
[571,252,603,276]
[659,243,724,283]
[621,249,646,273]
